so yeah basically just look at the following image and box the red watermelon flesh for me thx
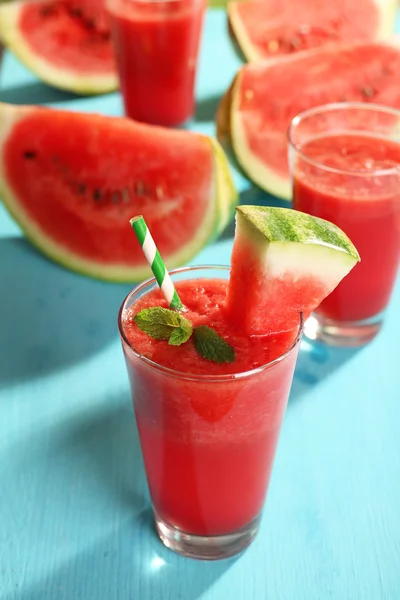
[19,0,113,74]
[228,0,396,62]
[0,103,237,281]
[226,206,360,336]
[226,226,325,334]
[0,0,117,94]
[225,40,400,200]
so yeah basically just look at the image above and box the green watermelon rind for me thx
[228,0,397,63]
[230,68,292,200]
[227,2,262,63]
[0,0,118,95]
[0,103,238,282]
[225,205,360,336]
[217,73,294,199]
[237,205,360,261]
[234,205,360,315]
[209,136,238,231]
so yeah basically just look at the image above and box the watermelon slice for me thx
[0,0,117,95]
[0,102,237,282]
[226,206,360,335]
[228,0,396,63]
[217,39,400,200]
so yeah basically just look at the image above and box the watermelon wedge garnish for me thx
[0,102,237,281]
[225,206,360,335]
[217,39,400,200]
[228,0,396,63]
[0,0,117,95]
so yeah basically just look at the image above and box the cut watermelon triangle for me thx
[225,206,360,336]
[0,0,117,95]
[217,39,400,200]
[0,102,237,282]
[228,0,396,63]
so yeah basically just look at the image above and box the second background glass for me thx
[288,102,400,346]
[107,0,205,127]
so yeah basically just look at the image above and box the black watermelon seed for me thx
[23,151,37,160]
[93,189,102,201]
[70,7,83,18]
[77,184,86,195]
[40,5,55,17]
[135,181,145,197]
[112,191,122,204]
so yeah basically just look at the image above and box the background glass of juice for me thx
[288,102,400,346]
[118,266,303,560]
[107,0,205,126]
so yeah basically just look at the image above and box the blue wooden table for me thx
[1,10,400,600]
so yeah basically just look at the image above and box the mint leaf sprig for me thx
[134,307,192,346]
[134,307,235,364]
[193,326,235,364]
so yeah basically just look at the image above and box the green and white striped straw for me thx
[130,215,183,311]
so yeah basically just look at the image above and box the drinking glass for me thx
[107,0,205,126]
[118,266,303,560]
[288,102,400,345]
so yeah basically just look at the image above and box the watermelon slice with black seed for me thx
[0,102,237,281]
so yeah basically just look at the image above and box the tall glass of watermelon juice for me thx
[118,266,303,559]
[107,0,204,126]
[289,103,400,345]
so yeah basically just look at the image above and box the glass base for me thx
[304,313,383,346]
[154,511,261,560]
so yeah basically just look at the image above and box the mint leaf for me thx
[134,308,235,363]
[169,326,192,346]
[193,326,235,364]
[134,307,192,346]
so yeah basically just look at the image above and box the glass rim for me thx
[287,101,400,178]
[118,265,304,382]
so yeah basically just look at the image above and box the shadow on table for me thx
[18,520,236,600]
[12,399,236,600]
[238,185,290,210]
[195,94,222,123]
[61,399,149,511]
[0,81,81,105]
[0,237,131,389]
[290,338,363,401]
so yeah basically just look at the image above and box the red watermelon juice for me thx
[290,103,400,343]
[118,266,301,559]
[107,0,204,126]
